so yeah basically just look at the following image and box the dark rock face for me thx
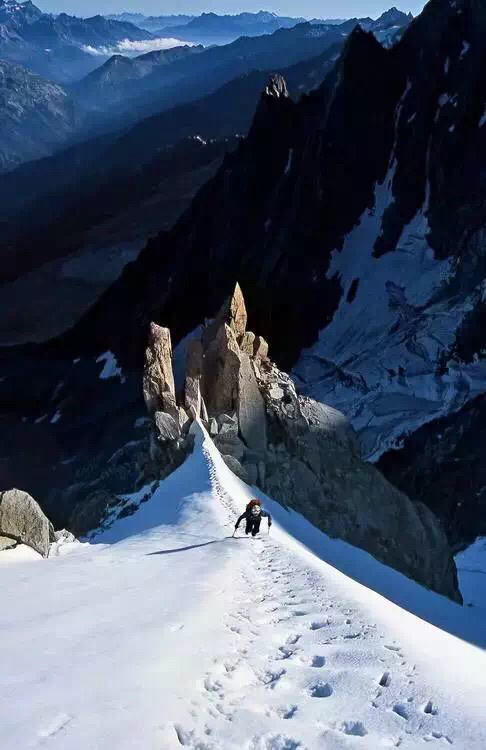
[379,395,486,549]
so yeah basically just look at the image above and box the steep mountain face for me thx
[0,0,483,551]
[0,45,342,345]
[0,58,78,171]
[379,395,486,549]
[70,44,204,112]
[0,0,154,82]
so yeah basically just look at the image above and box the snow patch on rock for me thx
[293,164,486,460]
[96,351,125,382]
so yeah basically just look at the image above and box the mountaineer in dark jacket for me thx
[234,499,272,537]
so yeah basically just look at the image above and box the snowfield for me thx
[1,424,485,749]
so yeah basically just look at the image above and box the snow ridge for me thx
[1,425,485,749]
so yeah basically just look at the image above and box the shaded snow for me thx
[284,148,293,175]
[460,40,470,59]
[456,538,486,612]
[96,350,125,382]
[0,424,485,749]
[293,138,486,459]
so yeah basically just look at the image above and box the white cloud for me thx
[81,37,194,57]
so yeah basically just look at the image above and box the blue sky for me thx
[39,2,428,20]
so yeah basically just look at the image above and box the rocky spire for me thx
[262,73,289,99]
[143,322,176,416]
[248,73,295,142]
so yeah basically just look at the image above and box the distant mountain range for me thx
[0,0,154,82]
[71,10,412,133]
[106,9,407,47]
[153,11,308,45]
[0,8,413,173]
[105,13,196,33]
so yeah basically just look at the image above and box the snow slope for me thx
[1,424,485,749]
[456,537,486,613]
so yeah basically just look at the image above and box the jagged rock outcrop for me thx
[147,284,461,602]
[0,488,51,557]
[143,322,177,416]
[142,323,194,485]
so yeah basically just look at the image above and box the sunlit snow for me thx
[0,424,485,749]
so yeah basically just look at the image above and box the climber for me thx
[234,498,272,537]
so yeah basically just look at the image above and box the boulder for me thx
[143,323,176,416]
[221,455,250,483]
[219,419,238,436]
[202,324,242,416]
[217,413,237,429]
[0,536,17,552]
[237,353,267,454]
[214,432,246,461]
[0,488,51,557]
[154,411,181,442]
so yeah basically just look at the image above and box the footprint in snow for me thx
[339,721,368,737]
[259,668,286,688]
[308,681,333,698]
[379,672,391,687]
[309,620,328,630]
[275,646,295,661]
[203,677,224,696]
[423,732,453,744]
[393,704,409,720]
[38,713,72,740]
[273,705,299,720]
[424,700,439,715]
[248,734,302,750]
[310,655,326,668]
[286,634,301,646]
